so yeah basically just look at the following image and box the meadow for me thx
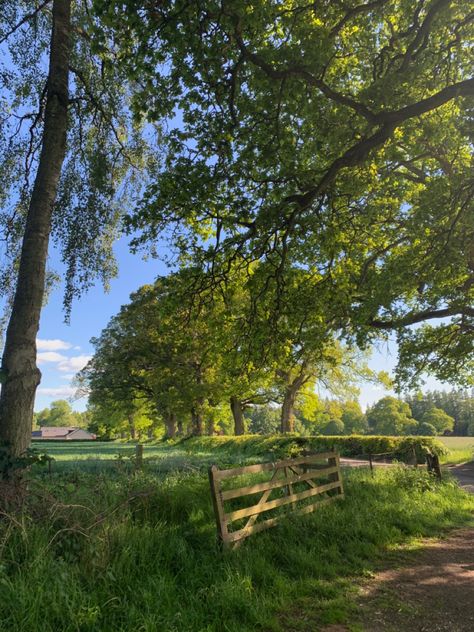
[32,433,474,473]
[437,436,474,464]
[0,438,472,631]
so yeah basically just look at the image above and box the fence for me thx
[208,451,344,548]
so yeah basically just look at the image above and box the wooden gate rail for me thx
[209,451,344,548]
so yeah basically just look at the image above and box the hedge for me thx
[178,434,447,464]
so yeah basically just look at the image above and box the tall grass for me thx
[0,465,472,632]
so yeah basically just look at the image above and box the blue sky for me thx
[35,237,167,411]
[34,235,446,414]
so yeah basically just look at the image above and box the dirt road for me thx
[323,460,474,632]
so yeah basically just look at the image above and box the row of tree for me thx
[78,266,378,438]
[77,263,474,439]
[37,391,471,440]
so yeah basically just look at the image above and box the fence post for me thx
[328,450,343,497]
[368,453,374,474]
[208,465,229,547]
[135,444,143,471]
[426,452,442,481]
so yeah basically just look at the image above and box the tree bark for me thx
[128,415,136,440]
[0,0,71,462]
[207,417,215,436]
[280,372,307,433]
[176,418,183,436]
[281,385,298,433]
[164,412,176,438]
[230,396,246,435]
[191,404,203,436]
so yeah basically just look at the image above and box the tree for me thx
[415,421,437,436]
[80,269,232,437]
[405,389,474,435]
[100,1,474,389]
[367,396,416,435]
[315,400,345,436]
[34,400,89,429]
[341,401,368,435]
[0,1,149,461]
[35,399,73,427]
[420,406,455,435]
[246,406,280,435]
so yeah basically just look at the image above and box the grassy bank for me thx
[1,446,473,631]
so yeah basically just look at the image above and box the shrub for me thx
[179,434,446,464]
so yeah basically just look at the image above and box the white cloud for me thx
[57,355,92,373]
[37,350,92,374]
[37,387,76,398]
[60,373,75,380]
[37,339,72,351]
[38,351,68,364]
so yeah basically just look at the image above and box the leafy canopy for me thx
[95,0,474,386]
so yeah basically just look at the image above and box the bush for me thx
[179,434,446,464]
[416,422,437,436]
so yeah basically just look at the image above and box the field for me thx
[32,434,474,472]
[0,439,472,631]
[437,436,474,464]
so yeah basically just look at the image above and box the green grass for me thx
[1,442,473,631]
[437,436,474,465]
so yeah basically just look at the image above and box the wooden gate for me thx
[209,451,344,548]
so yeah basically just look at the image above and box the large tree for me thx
[367,396,416,435]
[99,0,474,387]
[0,1,149,461]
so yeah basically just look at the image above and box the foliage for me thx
[367,396,417,435]
[0,0,153,316]
[96,0,474,387]
[246,406,281,435]
[405,389,474,435]
[178,434,447,463]
[33,400,88,429]
[416,422,437,437]
[420,407,455,434]
[341,400,368,434]
[0,444,53,479]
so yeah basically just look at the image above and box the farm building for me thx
[32,427,96,440]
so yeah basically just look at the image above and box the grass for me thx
[437,436,474,465]
[1,442,473,631]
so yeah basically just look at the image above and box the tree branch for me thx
[0,0,53,44]
[369,306,474,329]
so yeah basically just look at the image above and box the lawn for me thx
[1,440,473,631]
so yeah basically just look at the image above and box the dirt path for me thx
[354,527,474,632]
[322,461,474,632]
[449,461,474,494]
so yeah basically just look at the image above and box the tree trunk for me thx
[191,405,203,436]
[177,418,183,436]
[0,0,71,462]
[230,396,245,435]
[164,412,176,439]
[281,385,299,433]
[280,372,307,433]
[128,416,136,440]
